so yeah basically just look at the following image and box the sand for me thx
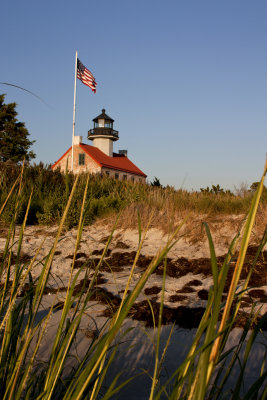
[1,222,266,317]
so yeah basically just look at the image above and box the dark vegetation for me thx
[144,286,161,295]
[1,162,266,229]
[0,94,35,163]
[200,184,233,195]
[3,242,266,333]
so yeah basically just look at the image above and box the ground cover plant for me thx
[0,160,266,399]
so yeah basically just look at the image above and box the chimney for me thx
[73,136,83,145]
[119,149,128,157]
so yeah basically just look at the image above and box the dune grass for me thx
[1,161,266,230]
[0,160,266,398]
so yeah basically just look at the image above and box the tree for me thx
[200,184,233,195]
[0,94,35,163]
[250,182,259,192]
[151,177,162,187]
[250,182,267,196]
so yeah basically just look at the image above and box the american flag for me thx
[77,58,97,93]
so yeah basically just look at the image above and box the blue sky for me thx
[1,0,267,190]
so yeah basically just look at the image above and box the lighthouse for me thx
[52,108,146,182]
[87,108,119,157]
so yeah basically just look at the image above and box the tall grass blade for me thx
[207,159,267,383]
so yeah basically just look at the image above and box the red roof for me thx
[52,144,147,177]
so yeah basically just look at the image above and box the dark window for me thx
[131,177,135,182]
[115,173,119,179]
[79,153,85,166]
[123,174,127,180]
[106,171,110,176]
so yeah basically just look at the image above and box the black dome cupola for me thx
[93,108,114,126]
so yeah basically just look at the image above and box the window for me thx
[123,174,127,180]
[106,171,110,176]
[78,153,85,166]
[131,177,135,182]
[115,173,119,179]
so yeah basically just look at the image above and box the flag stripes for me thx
[77,58,97,93]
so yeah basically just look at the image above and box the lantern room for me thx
[88,108,119,157]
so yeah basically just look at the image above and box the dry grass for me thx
[97,203,267,250]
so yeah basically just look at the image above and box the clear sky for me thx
[1,0,267,190]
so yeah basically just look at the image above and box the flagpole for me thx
[71,51,78,172]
